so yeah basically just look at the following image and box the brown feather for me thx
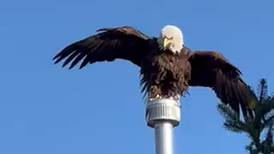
[188,51,254,119]
[53,26,150,68]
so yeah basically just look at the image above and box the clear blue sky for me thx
[1,0,273,153]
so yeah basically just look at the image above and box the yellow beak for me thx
[163,37,171,49]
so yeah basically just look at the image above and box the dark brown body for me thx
[141,45,191,99]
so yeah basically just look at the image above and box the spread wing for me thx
[189,51,254,119]
[53,26,151,69]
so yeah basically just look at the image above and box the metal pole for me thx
[146,98,181,154]
[155,122,174,154]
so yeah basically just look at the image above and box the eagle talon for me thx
[148,94,162,102]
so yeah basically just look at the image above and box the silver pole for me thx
[146,98,181,154]
[155,122,174,154]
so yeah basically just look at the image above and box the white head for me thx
[159,25,184,54]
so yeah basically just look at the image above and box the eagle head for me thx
[158,25,184,54]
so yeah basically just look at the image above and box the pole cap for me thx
[145,98,181,128]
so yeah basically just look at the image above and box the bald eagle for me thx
[53,25,254,119]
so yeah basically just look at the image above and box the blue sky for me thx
[1,0,273,153]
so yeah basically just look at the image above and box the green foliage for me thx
[218,79,274,154]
